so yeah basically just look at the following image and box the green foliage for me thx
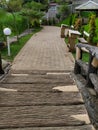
[31,19,40,27]
[21,1,44,28]
[56,13,61,21]
[58,3,70,20]
[48,19,52,25]
[83,24,89,32]
[6,0,23,12]
[72,13,78,25]
[0,0,24,38]
[80,11,94,18]
[1,34,32,61]
[74,18,82,31]
[88,14,96,45]
[23,1,44,11]
[73,52,89,62]
[41,19,48,25]
[57,13,78,27]
[0,12,28,41]
[1,27,42,61]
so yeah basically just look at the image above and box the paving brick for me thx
[11,26,74,74]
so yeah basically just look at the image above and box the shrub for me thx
[31,19,40,27]
[42,19,48,25]
[0,13,28,40]
[52,18,56,25]
[74,18,82,31]
[88,14,96,45]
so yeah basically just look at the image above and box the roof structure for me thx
[75,0,98,11]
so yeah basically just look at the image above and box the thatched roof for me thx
[75,0,98,11]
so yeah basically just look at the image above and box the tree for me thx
[0,0,23,39]
[58,3,70,20]
[0,8,7,40]
[21,1,44,28]
[23,0,48,5]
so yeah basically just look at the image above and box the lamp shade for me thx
[3,28,11,36]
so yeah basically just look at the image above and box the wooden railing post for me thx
[68,30,81,52]
[0,42,6,74]
[74,47,82,74]
[74,43,98,88]
[0,52,4,74]
[60,24,69,38]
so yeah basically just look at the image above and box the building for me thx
[72,0,98,12]
[73,0,98,7]
[48,3,58,19]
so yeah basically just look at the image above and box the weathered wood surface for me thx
[0,83,72,92]
[0,105,89,128]
[76,43,98,59]
[1,74,74,84]
[73,73,98,128]
[0,91,83,106]
[78,37,88,44]
[2,125,95,130]
[0,73,94,129]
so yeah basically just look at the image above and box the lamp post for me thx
[3,28,11,56]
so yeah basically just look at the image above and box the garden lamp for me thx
[3,28,11,56]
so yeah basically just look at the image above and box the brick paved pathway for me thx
[11,26,74,74]
[0,26,95,130]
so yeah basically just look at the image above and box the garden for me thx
[60,10,98,62]
[0,0,46,61]
[0,0,98,63]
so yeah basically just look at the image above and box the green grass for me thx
[65,38,89,62]
[1,27,42,62]
[72,51,89,62]
[57,17,71,26]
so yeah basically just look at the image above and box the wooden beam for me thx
[91,57,98,68]
[81,47,89,53]
[76,47,82,60]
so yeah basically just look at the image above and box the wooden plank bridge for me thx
[0,73,95,130]
[0,26,95,130]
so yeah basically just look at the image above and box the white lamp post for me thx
[3,28,11,56]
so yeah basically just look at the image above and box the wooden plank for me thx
[1,74,74,84]
[0,83,74,92]
[81,47,89,53]
[0,105,90,128]
[0,91,83,106]
[83,31,90,37]
[78,37,88,44]
[2,125,95,130]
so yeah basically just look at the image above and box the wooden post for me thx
[61,24,69,38]
[68,35,76,52]
[91,57,98,68]
[68,30,81,52]
[76,47,82,60]
[74,47,82,74]
[61,26,65,38]
[0,52,4,74]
